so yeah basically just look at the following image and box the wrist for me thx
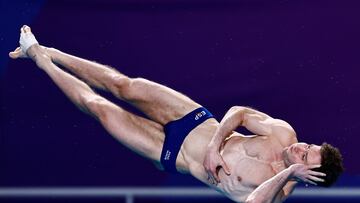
[207,139,222,151]
[286,165,296,178]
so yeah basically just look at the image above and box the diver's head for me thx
[284,142,344,187]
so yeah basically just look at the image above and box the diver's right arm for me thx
[245,164,325,203]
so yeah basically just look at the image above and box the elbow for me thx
[244,195,255,203]
[230,106,248,117]
[245,199,254,203]
[229,106,247,124]
[230,106,251,117]
[245,199,259,203]
[245,196,268,203]
[230,106,247,111]
[245,199,266,203]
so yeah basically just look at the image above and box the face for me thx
[283,142,322,166]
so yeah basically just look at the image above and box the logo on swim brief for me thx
[164,150,171,160]
[195,110,206,120]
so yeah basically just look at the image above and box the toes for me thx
[20,25,31,34]
[24,25,31,33]
[14,47,21,52]
[9,47,23,59]
[9,51,19,59]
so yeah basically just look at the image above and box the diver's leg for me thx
[10,25,202,125]
[10,26,164,162]
[45,47,201,125]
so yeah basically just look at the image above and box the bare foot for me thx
[9,46,28,59]
[9,25,39,59]
[9,25,56,63]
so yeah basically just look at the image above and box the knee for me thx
[82,95,108,118]
[127,77,152,97]
[113,77,150,100]
[131,77,150,86]
[109,75,133,99]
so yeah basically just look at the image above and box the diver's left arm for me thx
[236,106,297,146]
[245,164,326,203]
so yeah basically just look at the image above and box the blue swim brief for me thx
[160,107,214,173]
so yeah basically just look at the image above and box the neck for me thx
[269,148,288,173]
[282,148,292,168]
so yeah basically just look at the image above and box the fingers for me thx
[214,160,231,182]
[301,173,325,186]
[221,159,231,176]
[306,165,325,184]
[204,163,219,185]
[304,179,317,185]
[308,164,321,169]
[206,165,221,184]
[295,176,317,185]
[207,172,218,185]
[296,176,317,185]
[213,167,220,183]
[307,175,324,183]
[309,170,326,177]
[212,164,231,183]
[203,150,230,184]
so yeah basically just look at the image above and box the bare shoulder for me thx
[245,105,298,146]
[234,106,298,147]
[270,118,298,147]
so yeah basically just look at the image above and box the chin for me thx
[282,148,293,167]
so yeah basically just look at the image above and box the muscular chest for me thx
[220,136,284,188]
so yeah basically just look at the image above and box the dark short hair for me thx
[314,143,344,187]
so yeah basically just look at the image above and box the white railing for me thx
[0,187,359,203]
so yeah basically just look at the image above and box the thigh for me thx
[127,78,202,125]
[86,96,165,162]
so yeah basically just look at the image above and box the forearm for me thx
[246,168,293,203]
[47,48,122,91]
[209,106,245,148]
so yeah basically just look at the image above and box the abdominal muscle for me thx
[175,118,219,181]
[177,124,282,202]
[216,135,278,201]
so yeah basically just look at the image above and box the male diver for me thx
[9,25,343,203]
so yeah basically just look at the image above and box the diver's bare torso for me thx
[216,134,292,202]
[176,120,296,202]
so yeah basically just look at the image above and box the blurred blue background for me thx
[1,0,360,202]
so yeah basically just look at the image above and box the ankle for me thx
[27,44,51,66]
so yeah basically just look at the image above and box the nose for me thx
[294,145,305,153]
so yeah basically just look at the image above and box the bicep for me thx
[242,110,272,135]
[241,108,297,144]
